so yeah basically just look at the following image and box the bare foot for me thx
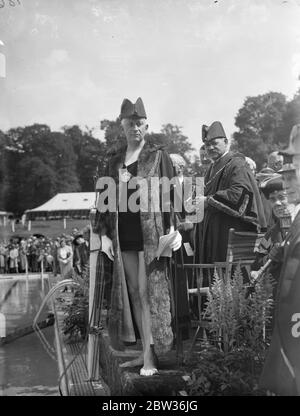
[120,354,144,368]
[140,367,158,376]
[140,346,159,376]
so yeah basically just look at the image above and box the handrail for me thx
[32,278,80,396]
[32,279,80,327]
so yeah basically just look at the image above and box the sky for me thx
[0,0,300,153]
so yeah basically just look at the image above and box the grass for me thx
[0,219,90,240]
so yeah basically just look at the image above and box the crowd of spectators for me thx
[0,227,89,276]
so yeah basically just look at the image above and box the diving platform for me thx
[97,326,192,396]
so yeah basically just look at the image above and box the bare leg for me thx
[138,251,158,375]
[119,251,144,368]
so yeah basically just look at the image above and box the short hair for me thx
[170,153,186,170]
[268,151,283,167]
[245,156,256,171]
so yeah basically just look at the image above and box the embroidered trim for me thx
[238,194,249,215]
[149,150,162,176]
[208,195,258,223]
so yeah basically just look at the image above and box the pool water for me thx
[0,276,59,396]
[0,277,51,335]
[0,326,59,396]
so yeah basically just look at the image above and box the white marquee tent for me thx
[25,192,96,220]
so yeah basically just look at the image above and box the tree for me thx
[280,88,300,145]
[100,118,126,153]
[0,130,9,211]
[160,124,195,159]
[4,124,81,215]
[232,92,287,169]
[12,156,57,213]
[63,125,107,190]
[50,132,81,193]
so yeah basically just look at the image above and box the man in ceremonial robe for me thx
[200,121,266,264]
[260,124,300,395]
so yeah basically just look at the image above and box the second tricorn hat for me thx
[120,97,147,120]
[279,124,300,156]
[202,121,227,143]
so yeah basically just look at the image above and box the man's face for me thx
[271,155,284,172]
[205,138,228,161]
[121,117,148,144]
[282,164,300,205]
[293,154,300,179]
[268,189,291,218]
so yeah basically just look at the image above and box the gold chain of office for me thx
[205,160,231,188]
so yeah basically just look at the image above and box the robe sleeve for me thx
[93,163,113,239]
[280,240,300,299]
[207,158,260,223]
[158,150,176,231]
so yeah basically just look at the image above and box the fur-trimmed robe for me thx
[201,151,267,263]
[95,140,176,354]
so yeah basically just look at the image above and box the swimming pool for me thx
[0,275,59,396]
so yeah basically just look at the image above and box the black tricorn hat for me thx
[120,97,147,120]
[202,121,227,143]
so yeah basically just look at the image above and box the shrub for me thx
[205,266,275,353]
[185,266,275,396]
[62,264,89,341]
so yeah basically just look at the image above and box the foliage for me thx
[1,120,194,215]
[3,124,82,215]
[61,265,90,341]
[280,89,300,144]
[232,88,300,170]
[232,92,287,169]
[205,266,274,353]
[185,346,267,396]
[160,124,195,159]
[0,130,9,210]
[64,125,107,188]
[185,267,275,396]
[2,85,300,215]
[100,118,126,154]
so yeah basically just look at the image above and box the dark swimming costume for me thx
[118,160,144,251]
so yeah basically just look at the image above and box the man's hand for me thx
[101,235,114,261]
[177,220,194,232]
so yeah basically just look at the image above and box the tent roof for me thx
[26,192,95,213]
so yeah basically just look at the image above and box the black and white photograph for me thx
[1,0,300,400]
